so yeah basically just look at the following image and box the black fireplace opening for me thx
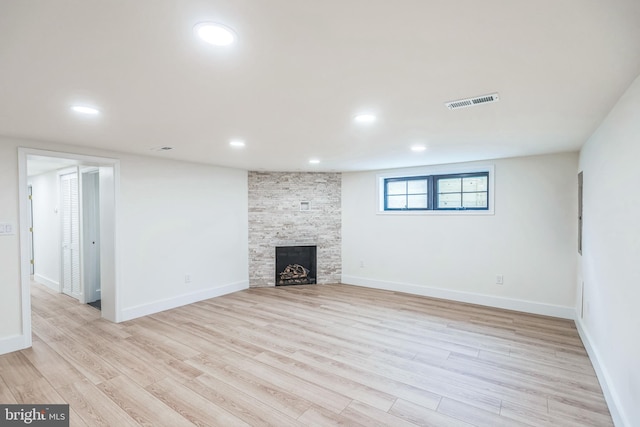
[275,245,317,286]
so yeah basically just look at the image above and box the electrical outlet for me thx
[185,274,192,284]
[359,260,365,268]
[496,275,504,285]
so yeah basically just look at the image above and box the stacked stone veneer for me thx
[248,172,341,287]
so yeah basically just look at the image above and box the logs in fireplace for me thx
[275,245,317,286]
[279,264,310,285]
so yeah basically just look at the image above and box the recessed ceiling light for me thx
[194,22,236,46]
[411,145,427,152]
[229,140,245,148]
[354,113,376,123]
[71,105,99,115]
[309,159,320,164]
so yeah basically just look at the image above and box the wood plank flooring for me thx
[0,281,612,426]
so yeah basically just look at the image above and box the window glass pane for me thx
[407,194,428,209]
[386,195,406,209]
[462,192,488,208]
[407,179,428,194]
[438,178,461,193]
[439,193,461,208]
[386,180,406,195]
[463,176,488,192]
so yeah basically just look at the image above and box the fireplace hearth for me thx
[275,245,317,286]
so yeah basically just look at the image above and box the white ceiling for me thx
[2,0,639,172]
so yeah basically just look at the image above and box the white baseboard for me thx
[575,316,628,427]
[120,280,249,322]
[34,273,59,292]
[0,334,29,356]
[341,275,575,319]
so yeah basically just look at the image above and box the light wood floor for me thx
[0,281,612,426]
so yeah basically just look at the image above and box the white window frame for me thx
[376,164,495,215]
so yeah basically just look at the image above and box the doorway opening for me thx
[18,148,120,349]
[54,167,102,308]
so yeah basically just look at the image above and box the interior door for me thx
[82,170,101,304]
[61,171,81,300]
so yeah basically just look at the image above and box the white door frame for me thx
[18,147,121,349]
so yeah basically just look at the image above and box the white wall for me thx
[0,141,21,350]
[118,154,249,319]
[578,74,640,427]
[29,170,61,290]
[0,136,249,354]
[342,152,578,317]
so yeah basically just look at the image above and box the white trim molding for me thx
[0,334,30,356]
[34,274,59,292]
[341,275,575,319]
[120,280,249,322]
[575,316,628,427]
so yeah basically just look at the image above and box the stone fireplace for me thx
[248,172,341,287]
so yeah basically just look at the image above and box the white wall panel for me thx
[0,141,21,341]
[117,154,248,313]
[578,74,640,427]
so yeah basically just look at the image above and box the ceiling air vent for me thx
[445,93,500,110]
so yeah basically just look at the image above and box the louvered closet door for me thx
[61,172,81,299]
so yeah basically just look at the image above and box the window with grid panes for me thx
[383,172,489,211]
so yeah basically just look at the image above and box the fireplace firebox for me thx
[275,245,317,286]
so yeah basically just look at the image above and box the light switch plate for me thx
[0,223,15,235]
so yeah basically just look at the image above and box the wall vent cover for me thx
[445,93,500,110]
